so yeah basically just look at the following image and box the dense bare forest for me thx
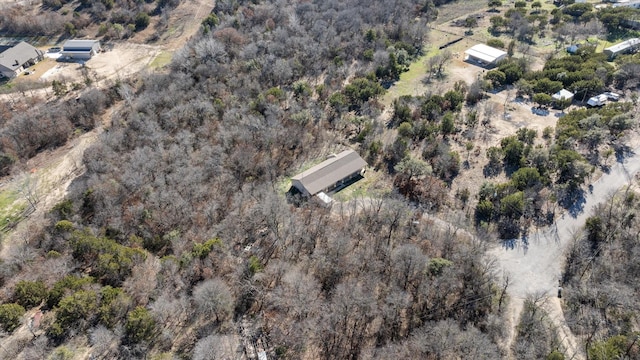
[3,0,640,358]
[562,188,640,359]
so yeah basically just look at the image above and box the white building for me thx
[587,94,608,107]
[60,39,101,60]
[603,38,640,59]
[613,0,640,8]
[552,89,574,102]
[464,44,508,67]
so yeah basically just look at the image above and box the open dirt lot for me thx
[40,42,160,84]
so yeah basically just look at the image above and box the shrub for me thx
[428,258,453,276]
[134,12,150,31]
[49,346,74,360]
[55,290,98,328]
[0,303,25,332]
[47,275,94,309]
[192,238,222,259]
[55,220,74,232]
[397,122,414,138]
[125,306,156,343]
[71,229,147,285]
[201,13,219,31]
[51,199,74,220]
[0,152,16,177]
[13,280,47,309]
[248,255,263,275]
[99,286,132,328]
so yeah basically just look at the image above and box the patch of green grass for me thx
[382,51,430,106]
[332,169,390,202]
[382,33,478,106]
[0,189,27,232]
[0,203,27,231]
[0,190,19,212]
[150,51,173,69]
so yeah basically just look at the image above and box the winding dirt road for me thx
[491,146,640,359]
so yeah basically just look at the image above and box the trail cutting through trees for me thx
[490,146,640,359]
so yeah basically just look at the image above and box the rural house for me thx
[0,42,44,79]
[61,39,101,60]
[291,150,367,197]
[463,44,507,67]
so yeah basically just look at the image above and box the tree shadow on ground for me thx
[483,163,502,178]
[559,188,586,218]
[615,143,634,163]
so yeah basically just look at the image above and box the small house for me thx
[61,39,101,60]
[291,150,367,197]
[464,44,507,68]
[0,42,44,79]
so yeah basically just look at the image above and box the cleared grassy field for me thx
[382,29,482,106]
[332,168,391,202]
[150,51,173,69]
[434,0,488,25]
[0,188,27,233]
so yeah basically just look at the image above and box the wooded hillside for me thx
[0,0,510,359]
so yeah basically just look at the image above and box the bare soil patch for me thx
[40,42,159,84]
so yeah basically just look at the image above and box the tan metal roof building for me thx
[291,150,367,196]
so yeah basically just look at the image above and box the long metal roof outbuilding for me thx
[604,38,640,59]
[464,44,507,65]
[291,150,367,196]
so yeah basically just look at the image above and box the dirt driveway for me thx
[490,141,640,359]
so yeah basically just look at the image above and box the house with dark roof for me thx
[61,39,101,60]
[0,42,44,79]
[291,150,367,197]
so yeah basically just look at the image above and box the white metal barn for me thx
[61,40,101,60]
[464,44,507,67]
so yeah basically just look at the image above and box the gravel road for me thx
[491,146,640,359]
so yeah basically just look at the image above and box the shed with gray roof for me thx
[61,39,101,60]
